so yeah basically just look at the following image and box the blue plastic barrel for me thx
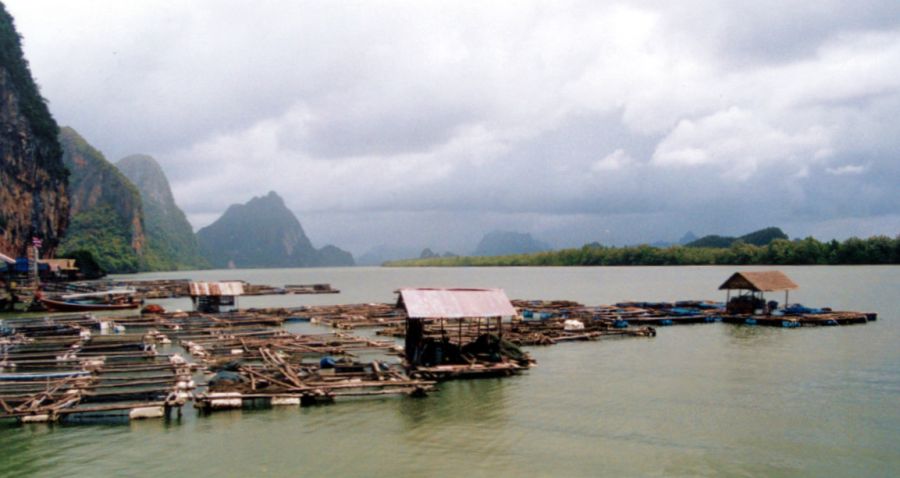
[320,357,336,368]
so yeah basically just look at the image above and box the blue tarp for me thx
[783,304,825,315]
[13,258,49,273]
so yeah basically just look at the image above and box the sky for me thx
[5,0,900,256]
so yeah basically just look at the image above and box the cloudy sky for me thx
[6,0,900,256]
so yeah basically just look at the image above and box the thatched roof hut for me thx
[718,271,798,292]
[719,271,798,314]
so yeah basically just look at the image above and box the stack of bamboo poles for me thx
[178,328,399,367]
[302,303,406,329]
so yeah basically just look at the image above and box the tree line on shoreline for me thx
[385,235,900,267]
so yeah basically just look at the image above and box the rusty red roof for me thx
[398,288,517,319]
[189,281,244,297]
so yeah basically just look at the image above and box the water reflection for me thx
[397,378,510,431]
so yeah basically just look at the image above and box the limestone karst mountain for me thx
[197,191,353,268]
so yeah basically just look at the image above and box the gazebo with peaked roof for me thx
[719,271,798,314]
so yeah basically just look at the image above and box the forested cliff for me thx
[0,3,68,257]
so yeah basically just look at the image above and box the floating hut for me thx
[719,271,798,314]
[397,288,531,379]
[190,281,244,313]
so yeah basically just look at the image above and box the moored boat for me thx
[39,288,141,312]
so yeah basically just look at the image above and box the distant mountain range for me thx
[356,245,418,266]
[358,231,548,265]
[197,191,354,269]
[20,128,355,272]
[473,231,550,256]
[685,227,789,248]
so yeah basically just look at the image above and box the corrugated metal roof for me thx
[718,271,799,292]
[189,281,245,296]
[398,288,516,319]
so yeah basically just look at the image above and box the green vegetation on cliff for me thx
[0,3,69,257]
[59,205,141,272]
[386,235,900,267]
[58,127,146,273]
[0,3,63,175]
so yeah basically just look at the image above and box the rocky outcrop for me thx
[0,4,69,257]
[58,127,146,273]
[315,244,355,267]
[116,154,207,270]
[198,191,354,268]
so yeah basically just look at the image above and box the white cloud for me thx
[4,0,900,249]
[592,149,635,172]
[652,107,832,180]
[826,164,869,175]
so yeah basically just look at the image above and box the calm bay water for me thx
[1,266,898,477]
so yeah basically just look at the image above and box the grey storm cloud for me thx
[6,0,900,255]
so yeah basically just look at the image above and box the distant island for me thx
[472,231,550,256]
[385,228,900,266]
[197,191,354,269]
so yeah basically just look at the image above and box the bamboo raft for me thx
[302,303,407,329]
[0,284,879,424]
[194,357,434,411]
[185,328,432,412]
[40,279,340,299]
[721,311,875,327]
[0,317,194,423]
[512,299,877,329]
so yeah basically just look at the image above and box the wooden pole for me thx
[32,244,40,290]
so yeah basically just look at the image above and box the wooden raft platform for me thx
[0,316,193,424]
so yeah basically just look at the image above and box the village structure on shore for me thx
[0,266,878,425]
